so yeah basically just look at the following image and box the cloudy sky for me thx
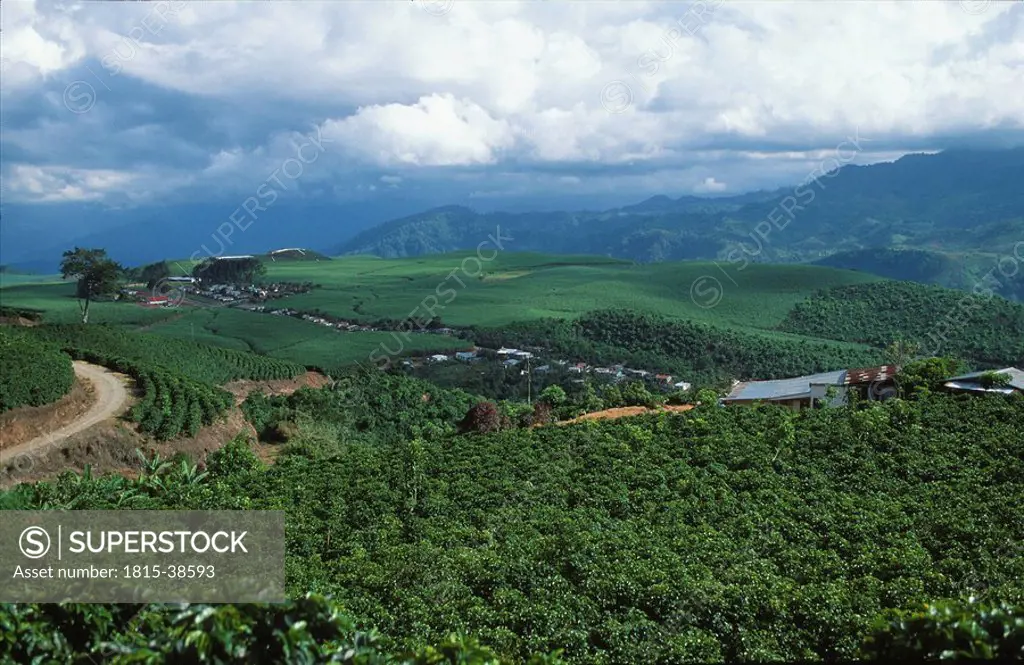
[2,0,1023,215]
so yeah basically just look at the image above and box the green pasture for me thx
[1,253,887,371]
[144,306,469,370]
[263,252,883,331]
[0,282,179,326]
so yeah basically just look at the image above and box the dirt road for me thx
[559,404,694,425]
[1,361,132,461]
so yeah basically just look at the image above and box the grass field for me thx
[2,253,890,371]
[0,272,63,288]
[263,252,884,331]
[0,282,180,326]
[144,306,470,370]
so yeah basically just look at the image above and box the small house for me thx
[722,365,898,411]
[503,358,521,368]
[673,381,692,391]
[429,354,450,363]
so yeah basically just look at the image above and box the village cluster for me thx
[418,347,694,392]
[128,276,314,306]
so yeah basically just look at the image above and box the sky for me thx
[2,0,1023,225]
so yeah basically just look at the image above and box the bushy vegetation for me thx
[54,347,234,440]
[779,282,1024,367]
[11,325,291,439]
[193,256,266,285]
[0,594,564,664]
[474,309,883,384]
[242,370,478,444]
[0,327,74,412]
[4,385,1021,662]
[29,324,306,384]
[860,599,1024,661]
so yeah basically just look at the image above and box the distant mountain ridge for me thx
[337,148,1024,298]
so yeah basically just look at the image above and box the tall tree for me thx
[60,248,123,324]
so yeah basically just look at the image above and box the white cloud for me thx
[693,176,727,193]
[2,1,1022,203]
[322,94,515,166]
[6,165,136,202]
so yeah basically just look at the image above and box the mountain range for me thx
[337,148,1024,299]
[5,148,1022,300]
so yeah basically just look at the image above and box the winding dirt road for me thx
[2,361,132,461]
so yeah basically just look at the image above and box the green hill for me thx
[337,149,1024,300]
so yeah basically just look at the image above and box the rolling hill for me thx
[337,148,1024,299]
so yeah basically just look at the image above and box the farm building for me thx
[455,351,478,362]
[943,367,1024,395]
[428,354,450,363]
[722,366,897,411]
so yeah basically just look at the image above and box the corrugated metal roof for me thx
[725,370,846,401]
[844,365,897,385]
[945,367,1024,391]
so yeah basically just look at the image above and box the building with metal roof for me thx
[722,365,898,411]
[943,367,1024,395]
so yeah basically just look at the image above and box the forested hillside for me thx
[3,374,1022,663]
[779,282,1024,367]
[473,309,883,384]
[814,249,1024,301]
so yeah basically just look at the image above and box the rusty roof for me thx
[843,365,897,385]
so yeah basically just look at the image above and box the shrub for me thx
[459,402,502,434]
[0,329,74,412]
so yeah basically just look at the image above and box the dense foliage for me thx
[0,594,564,664]
[242,371,478,444]
[860,599,1024,661]
[193,257,266,285]
[5,385,1021,662]
[474,309,883,384]
[60,347,234,440]
[29,324,306,384]
[779,282,1024,367]
[12,325,284,439]
[0,327,74,412]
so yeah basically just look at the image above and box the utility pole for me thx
[527,355,532,405]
